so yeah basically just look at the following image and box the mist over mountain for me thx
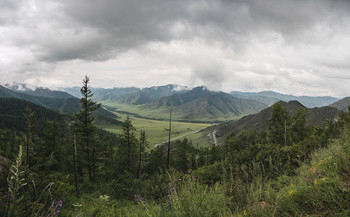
[6,82,75,99]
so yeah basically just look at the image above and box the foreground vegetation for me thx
[1,77,350,216]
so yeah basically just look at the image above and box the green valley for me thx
[97,109,212,146]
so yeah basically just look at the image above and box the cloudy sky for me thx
[1,0,350,97]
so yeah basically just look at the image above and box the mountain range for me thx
[142,87,267,121]
[0,85,121,126]
[2,82,348,125]
[230,90,338,108]
[5,82,74,98]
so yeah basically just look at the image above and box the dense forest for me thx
[1,77,350,216]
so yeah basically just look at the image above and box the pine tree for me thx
[74,75,101,182]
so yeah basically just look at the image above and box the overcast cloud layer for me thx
[1,0,350,97]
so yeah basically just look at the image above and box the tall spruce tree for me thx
[137,130,148,179]
[74,75,100,182]
[268,102,290,145]
[121,117,137,174]
[24,106,36,167]
[43,120,60,159]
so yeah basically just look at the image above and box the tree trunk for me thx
[92,146,96,182]
[167,110,172,169]
[73,135,79,196]
[137,130,142,179]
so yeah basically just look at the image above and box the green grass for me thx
[100,101,237,122]
[101,101,172,120]
[238,129,350,216]
[66,172,232,217]
[97,110,212,146]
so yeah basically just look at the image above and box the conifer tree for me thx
[175,138,190,172]
[24,106,36,167]
[290,108,307,143]
[43,120,60,159]
[74,75,101,182]
[137,130,148,179]
[121,117,137,174]
[268,102,290,145]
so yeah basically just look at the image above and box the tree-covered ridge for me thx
[210,100,340,144]
[0,85,120,126]
[0,77,349,216]
[0,98,67,135]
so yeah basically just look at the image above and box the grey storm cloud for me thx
[36,0,350,61]
[1,0,350,97]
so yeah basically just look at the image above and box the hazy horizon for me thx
[2,81,342,99]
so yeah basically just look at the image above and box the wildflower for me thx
[49,199,63,216]
[288,190,295,197]
[172,188,176,191]
[178,178,182,181]
[134,194,144,204]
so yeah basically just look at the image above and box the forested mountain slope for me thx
[0,85,121,126]
[210,100,340,143]
[0,98,67,135]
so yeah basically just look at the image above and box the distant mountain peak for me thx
[5,82,74,99]
[172,84,189,92]
[143,84,189,92]
[191,86,209,92]
[5,82,37,92]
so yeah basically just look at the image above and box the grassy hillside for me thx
[239,129,350,216]
[329,96,350,111]
[130,88,267,122]
[173,92,267,121]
